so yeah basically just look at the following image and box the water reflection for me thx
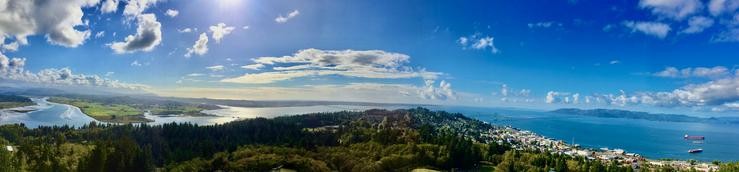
[0,98,97,128]
[146,105,410,126]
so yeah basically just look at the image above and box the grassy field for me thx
[71,102,140,117]
[0,102,35,109]
[149,105,215,116]
[49,97,150,123]
[47,96,217,123]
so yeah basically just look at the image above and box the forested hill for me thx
[0,94,34,109]
[552,108,739,124]
[2,107,734,171]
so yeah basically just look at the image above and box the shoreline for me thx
[494,124,721,171]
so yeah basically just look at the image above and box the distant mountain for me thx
[551,108,739,124]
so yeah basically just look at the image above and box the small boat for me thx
[684,134,705,140]
[688,149,703,153]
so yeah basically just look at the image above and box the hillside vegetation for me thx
[0,94,34,109]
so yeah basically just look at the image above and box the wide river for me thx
[1,101,737,162]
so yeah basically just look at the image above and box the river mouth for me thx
[0,97,97,128]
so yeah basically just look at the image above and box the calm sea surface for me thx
[2,102,738,162]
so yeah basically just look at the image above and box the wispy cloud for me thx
[654,66,730,78]
[185,33,209,57]
[206,65,225,72]
[527,21,562,29]
[457,34,500,54]
[165,9,179,18]
[623,21,671,38]
[275,10,300,23]
[209,23,235,43]
[639,0,703,20]
[222,49,442,84]
[681,16,714,34]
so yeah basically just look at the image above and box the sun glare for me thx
[217,0,245,9]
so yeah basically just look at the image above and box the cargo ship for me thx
[684,134,705,140]
[688,149,703,153]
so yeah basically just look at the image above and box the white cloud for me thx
[209,23,235,43]
[1,42,19,52]
[681,16,715,34]
[206,65,224,71]
[185,33,209,57]
[457,37,469,45]
[712,27,739,42]
[217,49,455,101]
[548,69,739,111]
[623,21,672,38]
[654,66,729,78]
[518,89,531,97]
[186,73,204,77]
[419,80,455,100]
[500,84,509,97]
[123,0,159,17]
[95,31,105,38]
[222,49,441,84]
[527,21,562,28]
[546,91,560,104]
[101,0,119,13]
[572,93,580,104]
[178,28,193,33]
[546,91,588,105]
[609,60,621,64]
[130,60,142,66]
[165,9,179,18]
[497,85,533,103]
[708,0,739,16]
[0,53,146,90]
[109,14,162,53]
[639,76,739,108]
[0,0,98,49]
[639,0,703,20]
[275,10,300,23]
[241,63,265,70]
[458,34,500,53]
[242,26,250,30]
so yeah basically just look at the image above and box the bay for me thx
[434,106,739,162]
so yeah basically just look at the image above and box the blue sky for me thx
[1,0,738,116]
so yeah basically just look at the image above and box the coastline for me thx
[493,124,721,171]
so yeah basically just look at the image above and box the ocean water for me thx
[433,106,739,162]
